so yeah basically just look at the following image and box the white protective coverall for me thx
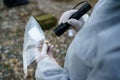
[35,0,120,80]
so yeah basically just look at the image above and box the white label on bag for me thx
[28,27,44,42]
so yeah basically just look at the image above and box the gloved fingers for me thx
[35,43,48,63]
[58,10,77,25]
[36,44,55,63]
[47,44,54,57]
[48,44,54,52]
[41,43,48,55]
[82,14,89,22]
[67,19,83,31]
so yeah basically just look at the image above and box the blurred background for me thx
[0,0,97,80]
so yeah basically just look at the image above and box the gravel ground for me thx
[0,0,74,80]
[37,0,82,18]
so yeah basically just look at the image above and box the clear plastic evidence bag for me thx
[22,16,45,77]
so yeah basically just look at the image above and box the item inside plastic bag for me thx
[22,16,45,77]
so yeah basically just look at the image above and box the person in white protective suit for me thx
[35,0,120,80]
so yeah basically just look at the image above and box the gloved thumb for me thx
[67,19,83,31]
[41,43,48,55]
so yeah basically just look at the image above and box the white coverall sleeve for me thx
[87,31,120,80]
[87,52,120,80]
[35,57,69,80]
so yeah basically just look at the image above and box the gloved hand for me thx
[58,10,89,32]
[35,41,63,80]
[35,41,57,63]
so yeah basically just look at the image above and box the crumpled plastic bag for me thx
[22,16,45,77]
